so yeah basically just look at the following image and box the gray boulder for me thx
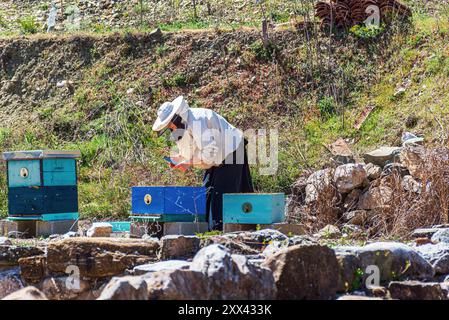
[363,147,401,167]
[305,169,333,203]
[412,228,440,239]
[145,269,210,300]
[415,243,449,275]
[431,228,449,244]
[98,276,148,300]
[262,235,318,257]
[388,281,448,300]
[38,276,93,300]
[2,286,48,300]
[237,229,288,244]
[333,163,367,193]
[335,242,434,283]
[0,268,23,299]
[145,244,276,300]
[159,235,200,260]
[262,240,289,257]
[262,244,339,300]
[190,244,276,299]
[134,260,191,275]
[0,245,44,268]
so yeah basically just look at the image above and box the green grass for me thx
[17,16,39,34]
[158,19,210,32]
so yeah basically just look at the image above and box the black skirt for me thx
[202,139,254,231]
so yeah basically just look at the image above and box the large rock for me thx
[262,241,289,257]
[134,260,191,275]
[335,242,434,283]
[206,229,289,251]
[388,281,448,300]
[18,255,46,284]
[343,189,363,211]
[0,245,44,267]
[201,235,259,255]
[46,238,159,278]
[87,222,113,237]
[402,175,422,193]
[400,145,425,179]
[415,243,449,275]
[305,169,333,203]
[236,229,288,248]
[2,286,48,300]
[39,276,93,300]
[336,252,362,293]
[0,268,23,299]
[342,210,370,226]
[97,276,148,300]
[333,164,366,193]
[314,225,342,239]
[262,244,339,300]
[412,228,440,239]
[363,147,401,167]
[364,163,382,180]
[263,235,318,257]
[358,186,392,210]
[145,244,276,300]
[159,235,200,260]
[145,269,210,300]
[431,228,449,244]
[190,244,276,299]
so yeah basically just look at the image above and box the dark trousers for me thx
[203,140,254,231]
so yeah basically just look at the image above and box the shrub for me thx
[249,39,276,62]
[350,24,384,39]
[18,16,39,34]
[161,73,188,87]
[317,97,336,118]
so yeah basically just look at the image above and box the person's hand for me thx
[174,163,190,172]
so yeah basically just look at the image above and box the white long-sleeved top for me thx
[170,103,243,168]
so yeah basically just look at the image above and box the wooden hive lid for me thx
[2,150,81,161]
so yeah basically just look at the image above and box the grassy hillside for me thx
[0,4,448,220]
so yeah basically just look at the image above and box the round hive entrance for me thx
[144,194,152,205]
[242,202,253,213]
[20,167,29,178]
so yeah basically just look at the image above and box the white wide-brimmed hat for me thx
[152,96,187,132]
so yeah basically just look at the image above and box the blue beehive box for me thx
[131,186,206,222]
[223,193,285,224]
[2,150,80,221]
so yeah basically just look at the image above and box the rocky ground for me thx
[1,223,449,300]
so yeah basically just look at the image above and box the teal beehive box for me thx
[2,150,80,221]
[223,193,285,224]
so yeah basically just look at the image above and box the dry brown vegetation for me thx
[287,145,449,239]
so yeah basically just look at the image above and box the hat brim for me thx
[152,107,177,132]
[152,96,186,132]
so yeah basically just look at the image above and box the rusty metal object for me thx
[315,0,411,30]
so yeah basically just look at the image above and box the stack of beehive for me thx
[315,0,412,29]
